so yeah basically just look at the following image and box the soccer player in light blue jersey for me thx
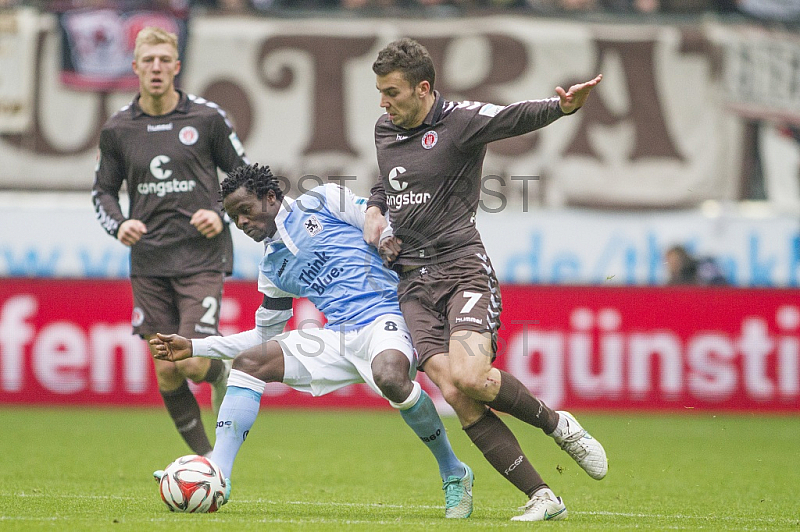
[150,163,474,518]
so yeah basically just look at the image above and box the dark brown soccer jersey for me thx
[92,91,248,277]
[369,92,565,268]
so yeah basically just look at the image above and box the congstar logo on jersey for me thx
[386,166,430,210]
[136,155,198,197]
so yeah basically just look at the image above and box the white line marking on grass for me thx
[12,493,137,500]
[578,511,795,526]
[5,494,798,528]
[235,500,799,526]
[0,517,59,521]
[242,498,435,509]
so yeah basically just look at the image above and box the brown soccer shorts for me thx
[130,271,224,339]
[397,253,502,369]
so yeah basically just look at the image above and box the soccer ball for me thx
[158,455,227,513]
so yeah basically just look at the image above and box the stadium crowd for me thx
[5,0,799,21]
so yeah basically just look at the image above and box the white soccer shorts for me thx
[274,314,416,397]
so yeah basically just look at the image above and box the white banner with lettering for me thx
[0,8,40,133]
[0,12,754,208]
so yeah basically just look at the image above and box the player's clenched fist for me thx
[117,219,147,247]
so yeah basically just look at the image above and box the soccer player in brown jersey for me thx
[364,38,607,522]
[92,27,248,458]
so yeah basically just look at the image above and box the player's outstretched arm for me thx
[150,333,193,361]
[556,74,602,114]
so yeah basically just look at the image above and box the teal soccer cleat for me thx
[442,463,473,518]
[221,477,232,506]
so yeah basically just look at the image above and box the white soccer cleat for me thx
[211,359,232,415]
[511,489,567,522]
[552,411,608,480]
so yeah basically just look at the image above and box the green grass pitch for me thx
[1,407,798,530]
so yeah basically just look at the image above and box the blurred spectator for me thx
[736,0,800,22]
[561,0,742,13]
[536,0,722,13]
[559,0,597,10]
[338,0,401,9]
[600,0,736,13]
[664,245,728,286]
[630,0,658,12]
[192,0,249,12]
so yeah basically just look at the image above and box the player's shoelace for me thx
[557,430,590,459]
[443,476,466,508]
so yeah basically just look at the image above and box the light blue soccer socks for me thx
[393,382,466,481]
[210,368,266,480]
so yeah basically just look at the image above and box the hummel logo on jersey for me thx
[304,215,323,236]
[147,123,173,132]
[396,134,408,141]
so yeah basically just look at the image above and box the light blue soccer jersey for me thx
[258,184,401,330]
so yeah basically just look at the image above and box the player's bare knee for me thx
[436,379,463,406]
[176,357,209,383]
[450,367,490,397]
[154,361,182,381]
[232,353,274,382]
[372,351,412,403]
[233,341,284,383]
[374,371,412,403]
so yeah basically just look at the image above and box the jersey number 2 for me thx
[200,296,218,325]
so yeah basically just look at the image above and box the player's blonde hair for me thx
[133,26,179,61]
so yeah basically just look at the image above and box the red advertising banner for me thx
[1,279,798,412]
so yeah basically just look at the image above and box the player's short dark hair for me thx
[221,163,283,202]
[372,38,435,91]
